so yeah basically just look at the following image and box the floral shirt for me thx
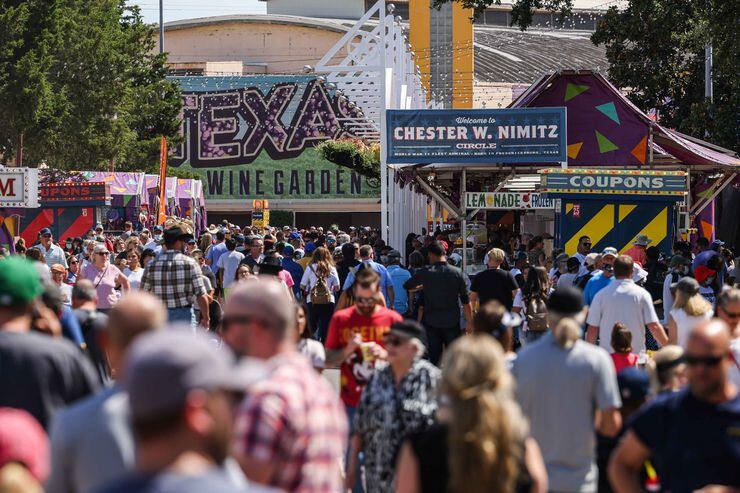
[354,359,440,493]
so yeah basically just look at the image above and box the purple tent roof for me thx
[512,71,739,170]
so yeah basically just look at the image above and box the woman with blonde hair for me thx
[666,277,713,347]
[396,336,547,493]
[300,246,340,342]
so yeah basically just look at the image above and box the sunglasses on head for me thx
[383,335,407,347]
[684,354,725,367]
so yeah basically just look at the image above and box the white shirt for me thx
[300,265,340,303]
[573,252,589,277]
[58,283,73,306]
[669,308,712,348]
[730,338,740,390]
[557,272,578,288]
[123,267,144,290]
[662,271,679,323]
[586,278,660,354]
[217,250,245,289]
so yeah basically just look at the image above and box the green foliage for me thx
[431,0,574,29]
[268,210,294,228]
[0,0,182,170]
[315,139,380,180]
[592,0,738,151]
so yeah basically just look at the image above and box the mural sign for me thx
[386,108,567,164]
[0,168,39,208]
[169,76,380,201]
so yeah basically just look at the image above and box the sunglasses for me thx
[42,234,51,238]
[684,354,725,367]
[583,242,592,247]
[355,296,376,305]
[96,251,110,256]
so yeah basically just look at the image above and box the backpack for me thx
[525,296,548,332]
[310,266,332,305]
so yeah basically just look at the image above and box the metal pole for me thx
[159,0,164,54]
[704,45,713,102]
[461,169,467,274]
[379,0,389,241]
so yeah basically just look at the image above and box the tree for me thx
[592,0,738,151]
[431,0,574,30]
[0,0,182,170]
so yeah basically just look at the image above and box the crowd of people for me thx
[0,218,738,493]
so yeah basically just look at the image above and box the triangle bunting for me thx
[567,142,583,160]
[596,102,620,124]
[630,135,647,164]
[565,83,590,102]
[595,130,619,153]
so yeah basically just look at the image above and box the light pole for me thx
[159,0,164,54]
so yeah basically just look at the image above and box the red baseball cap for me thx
[693,264,716,284]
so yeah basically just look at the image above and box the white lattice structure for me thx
[315,0,429,249]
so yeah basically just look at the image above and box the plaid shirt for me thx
[141,250,207,308]
[234,352,348,493]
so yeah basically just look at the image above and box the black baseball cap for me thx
[546,285,584,315]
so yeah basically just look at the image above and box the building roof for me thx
[474,26,607,84]
[164,14,353,35]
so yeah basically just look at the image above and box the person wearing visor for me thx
[79,244,130,312]
[348,320,440,493]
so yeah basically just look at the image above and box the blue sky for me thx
[130,0,266,24]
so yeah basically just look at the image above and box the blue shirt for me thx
[583,272,613,306]
[386,264,412,314]
[282,257,304,297]
[342,259,393,308]
[34,243,68,269]
[205,242,228,274]
[60,306,85,347]
[628,389,740,492]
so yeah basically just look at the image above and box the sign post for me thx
[251,199,270,230]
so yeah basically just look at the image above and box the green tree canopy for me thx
[433,0,737,151]
[0,0,182,171]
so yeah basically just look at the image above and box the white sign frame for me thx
[0,167,39,208]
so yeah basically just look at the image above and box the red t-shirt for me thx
[325,306,403,407]
[611,352,638,373]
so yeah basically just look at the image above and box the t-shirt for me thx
[611,352,638,373]
[404,261,470,329]
[325,306,403,407]
[80,263,124,309]
[669,308,712,348]
[205,241,228,274]
[386,264,412,313]
[662,270,684,323]
[470,268,518,310]
[58,282,73,306]
[557,272,579,288]
[513,332,621,492]
[628,389,740,493]
[584,272,613,306]
[217,250,245,289]
[93,469,243,493]
[700,285,716,307]
[586,279,660,354]
[123,267,144,290]
[0,330,99,429]
[300,265,340,303]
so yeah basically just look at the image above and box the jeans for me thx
[425,324,461,366]
[309,302,335,343]
[167,307,195,329]
[346,405,365,493]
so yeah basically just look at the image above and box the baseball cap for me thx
[632,264,648,283]
[95,223,104,231]
[389,320,427,345]
[693,264,716,284]
[546,285,584,315]
[601,247,618,258]
[50,264,66,274]
[39,228,52,237]
[304,242,316,254]
[585,252,599,266]
[566,257,581,271]
[123,330,246,422]
[0,408,49,482]
[671,276,700,296]
[670,254,690,267]
[0,258,43,307]
[152,225,163,233]
[633,234,652,246]
[710,239,725,251]
[515,251,528,262]
[227,278,296,332]
[282,244,295,256]
[289,232,302,240]
[617,367,650,402]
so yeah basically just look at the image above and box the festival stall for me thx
[143,175,207,234]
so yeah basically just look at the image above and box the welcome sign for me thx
[540,169,688,198]
[386,108,567,164]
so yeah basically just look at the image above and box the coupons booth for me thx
[540,169,688,255]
